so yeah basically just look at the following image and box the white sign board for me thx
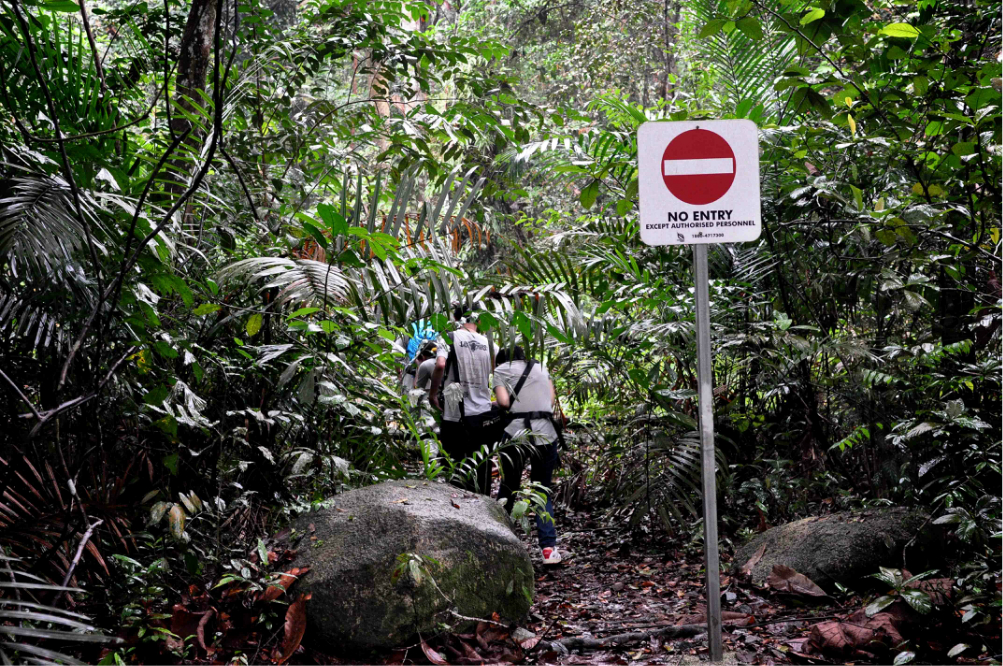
[638,120,762,246]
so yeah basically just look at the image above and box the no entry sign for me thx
[636,120,764,664]
[639,120,761,246]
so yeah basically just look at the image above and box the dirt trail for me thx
[513,505,826,665]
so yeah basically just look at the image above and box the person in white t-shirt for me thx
[428,303,498,494]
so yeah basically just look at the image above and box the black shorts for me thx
[439,411,503,494]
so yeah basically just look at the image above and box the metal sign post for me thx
[637,119,762,664]
[693,243,722,662]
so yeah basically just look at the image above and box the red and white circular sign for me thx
[661,129,736,205]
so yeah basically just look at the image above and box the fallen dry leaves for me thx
[809,603,911,658]
[765,565,828,598]
[805,573,958,661]
[258,566,311,603]
[274,592,311,664]
[738,543,767,578]
[420,637,450,664]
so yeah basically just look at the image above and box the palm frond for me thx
[218,257,354,307]
[684,0,801,119]
[0,555,116,665]
[218,166,486,324]
[0,174,102,279]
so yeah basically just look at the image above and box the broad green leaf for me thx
[162,452,179,475]
[43,0,80,11]
[167,504,186,539]
[800,7,825,25]
[911,182,944,197]
[170,276,194,308]
[880,23,919,38]
[186,491,202,512]
[965,87,1000,112]
[580,180,599,209]
[850,185,863,211]
[948,644,968,658]
[287,307,322,319]
[318,203,349,236]
[902,291,928,312]
[193,303,221,316]
[864,594,896,616]
[625,178,639,200]
[143,385,170,406]
[736,17,763,40]
[408,559,422,586]
[951,142,976,156]
[893,651,915,665]
[257,538,269,565]
[899,589,932,614]
[178,492,197,514]
[698,19,726,38]
[149,501,171,525]
[877,567,903,588]
[246,314,263,337]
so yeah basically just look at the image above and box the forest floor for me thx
[510,505,830,665]
[351,467,849,666]
[173,465,994,666]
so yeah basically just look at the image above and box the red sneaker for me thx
[542,547,562,566]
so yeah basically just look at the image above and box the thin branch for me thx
[0,367,41,420]
[29,346,136,435]
[514,0,584,36]
[219,144,261,225]
[60,519,104,588]
[77,0,106,90]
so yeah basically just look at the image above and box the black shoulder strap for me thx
[444,342,465,422]
[445,347,459,382]
[512,359,535,398]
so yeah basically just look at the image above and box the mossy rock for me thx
[292,480,534,653]
[733,507,937,587]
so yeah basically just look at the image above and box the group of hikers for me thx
[399,303,563,566]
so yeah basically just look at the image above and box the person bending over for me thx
[494,345,562,566]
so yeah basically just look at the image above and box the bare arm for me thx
[494,384,511,410]
[429,356,446,410]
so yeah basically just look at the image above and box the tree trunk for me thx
[166,0,218,196]
[660,0,679,101]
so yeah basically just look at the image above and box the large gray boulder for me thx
[733,508,935,587]
[292,480,534,652]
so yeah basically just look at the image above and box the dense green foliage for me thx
[0,0,999,660]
